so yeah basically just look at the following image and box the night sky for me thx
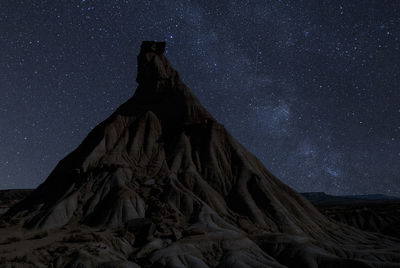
[1,1,399,196]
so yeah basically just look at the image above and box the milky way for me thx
[1,1,399,196]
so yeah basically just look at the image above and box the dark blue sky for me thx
[1,0,399,196]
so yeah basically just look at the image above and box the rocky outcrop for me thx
[0,189,32,216]
[1,41,400,267]
[314,200,400,239]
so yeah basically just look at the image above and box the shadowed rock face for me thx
[0,189,32,216]
[1,41,400,267]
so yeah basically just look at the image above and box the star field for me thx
[1,0,399,196]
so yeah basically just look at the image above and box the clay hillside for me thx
[1,41,399,268]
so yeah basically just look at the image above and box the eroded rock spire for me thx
[136,41,179,91]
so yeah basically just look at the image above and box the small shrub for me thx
[0,220,9,228]
[3,236,21,244]
[30,231,48,240]
[63,233,92,243]
[11,255,28,263]
[115,227,128,237]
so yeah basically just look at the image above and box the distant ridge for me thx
[303,192,400,240]
[302,192,400,204]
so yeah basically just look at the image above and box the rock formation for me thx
[1,41,400,267]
